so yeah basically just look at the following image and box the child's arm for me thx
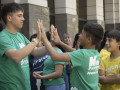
[104,74,120,84]
[99,70,105,84]
[99,70,120,84]
[37,20,71,62]
[33,64,64,79]
[51,25,75,52]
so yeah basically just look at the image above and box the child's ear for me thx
[118,42,120,50]
[117,41,120,47]
[88,37,92,43]
[7,15,12,22]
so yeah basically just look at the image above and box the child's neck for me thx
[5,24,18,34]
[83,44,95,49]
[110,50,120,60]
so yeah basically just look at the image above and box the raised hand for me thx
[50,24,61,45]
[52,27,61,45]
[50,25,55,41]
[37,19,47,42]
[36,19,42,42]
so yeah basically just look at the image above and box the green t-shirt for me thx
[43,49,65,86]
[68,49,100,90]
[0,29,30,90]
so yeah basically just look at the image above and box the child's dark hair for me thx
[73,33,79,48]
[83,23,104,45]
[30,34,37,42]
[1,3,24,24]
[98,30,110,52]
[0,22,4,32]
[73,33,83,49]
[106,30,120,42]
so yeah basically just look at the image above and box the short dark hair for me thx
[30,31,51,42]
[98,30,110,51]
[83,23,104,45]
[1,2,24,24]
[73,32,83,49]
[0,21,4,32]
[73,33,80,48]
[30,34,37,41]
[106,30,120,42]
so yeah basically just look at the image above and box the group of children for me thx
[0,2,120,90]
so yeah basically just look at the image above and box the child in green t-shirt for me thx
[33,21,104,90]
[33,31,65,90]
[0,3,47,90]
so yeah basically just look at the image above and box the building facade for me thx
[0,0,120,40]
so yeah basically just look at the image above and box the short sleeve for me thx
[99,58,106,71]
[67,49,83,67]
[0,36,15,56]
[54,49,65,65]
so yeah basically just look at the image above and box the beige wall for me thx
[1,0,120,36]
[1,0,48,7]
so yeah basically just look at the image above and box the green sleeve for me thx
[67,49,83,67]
[54,61,65,65]
[54,49,65,65]
[0,36,15,56]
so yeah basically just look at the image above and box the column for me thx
[1,0,50,38]
[104,0,120,30]
[114,0,120,30]
[77,0,87,32]
[87,0,104,28]
[54,0,78,40]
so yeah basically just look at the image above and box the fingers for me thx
[37,19,44,31]
[53,28,59,39]
[50,25,55,41]
[37,19,46,41]
[37,19,42,41]
[51,24,55,33]
[37,19,40,31]
[53,28,58,36]
[33,72,41,79]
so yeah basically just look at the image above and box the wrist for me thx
[42,38,48,43]
[103,76,108,84]
[41,76,45,79]
[60,41,65,45]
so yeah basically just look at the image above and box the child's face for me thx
[63,35,72,45]
[8,10,24,30]
[105,37,119,52]
[79,30,88,47]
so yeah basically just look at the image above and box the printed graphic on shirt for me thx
[116,88,120,90]
[19,43,29,68]
[106,64,120,73]
[19,43,25,48]
[71,87,78,90]
[33,55,49,70]
[87,56,99,75]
